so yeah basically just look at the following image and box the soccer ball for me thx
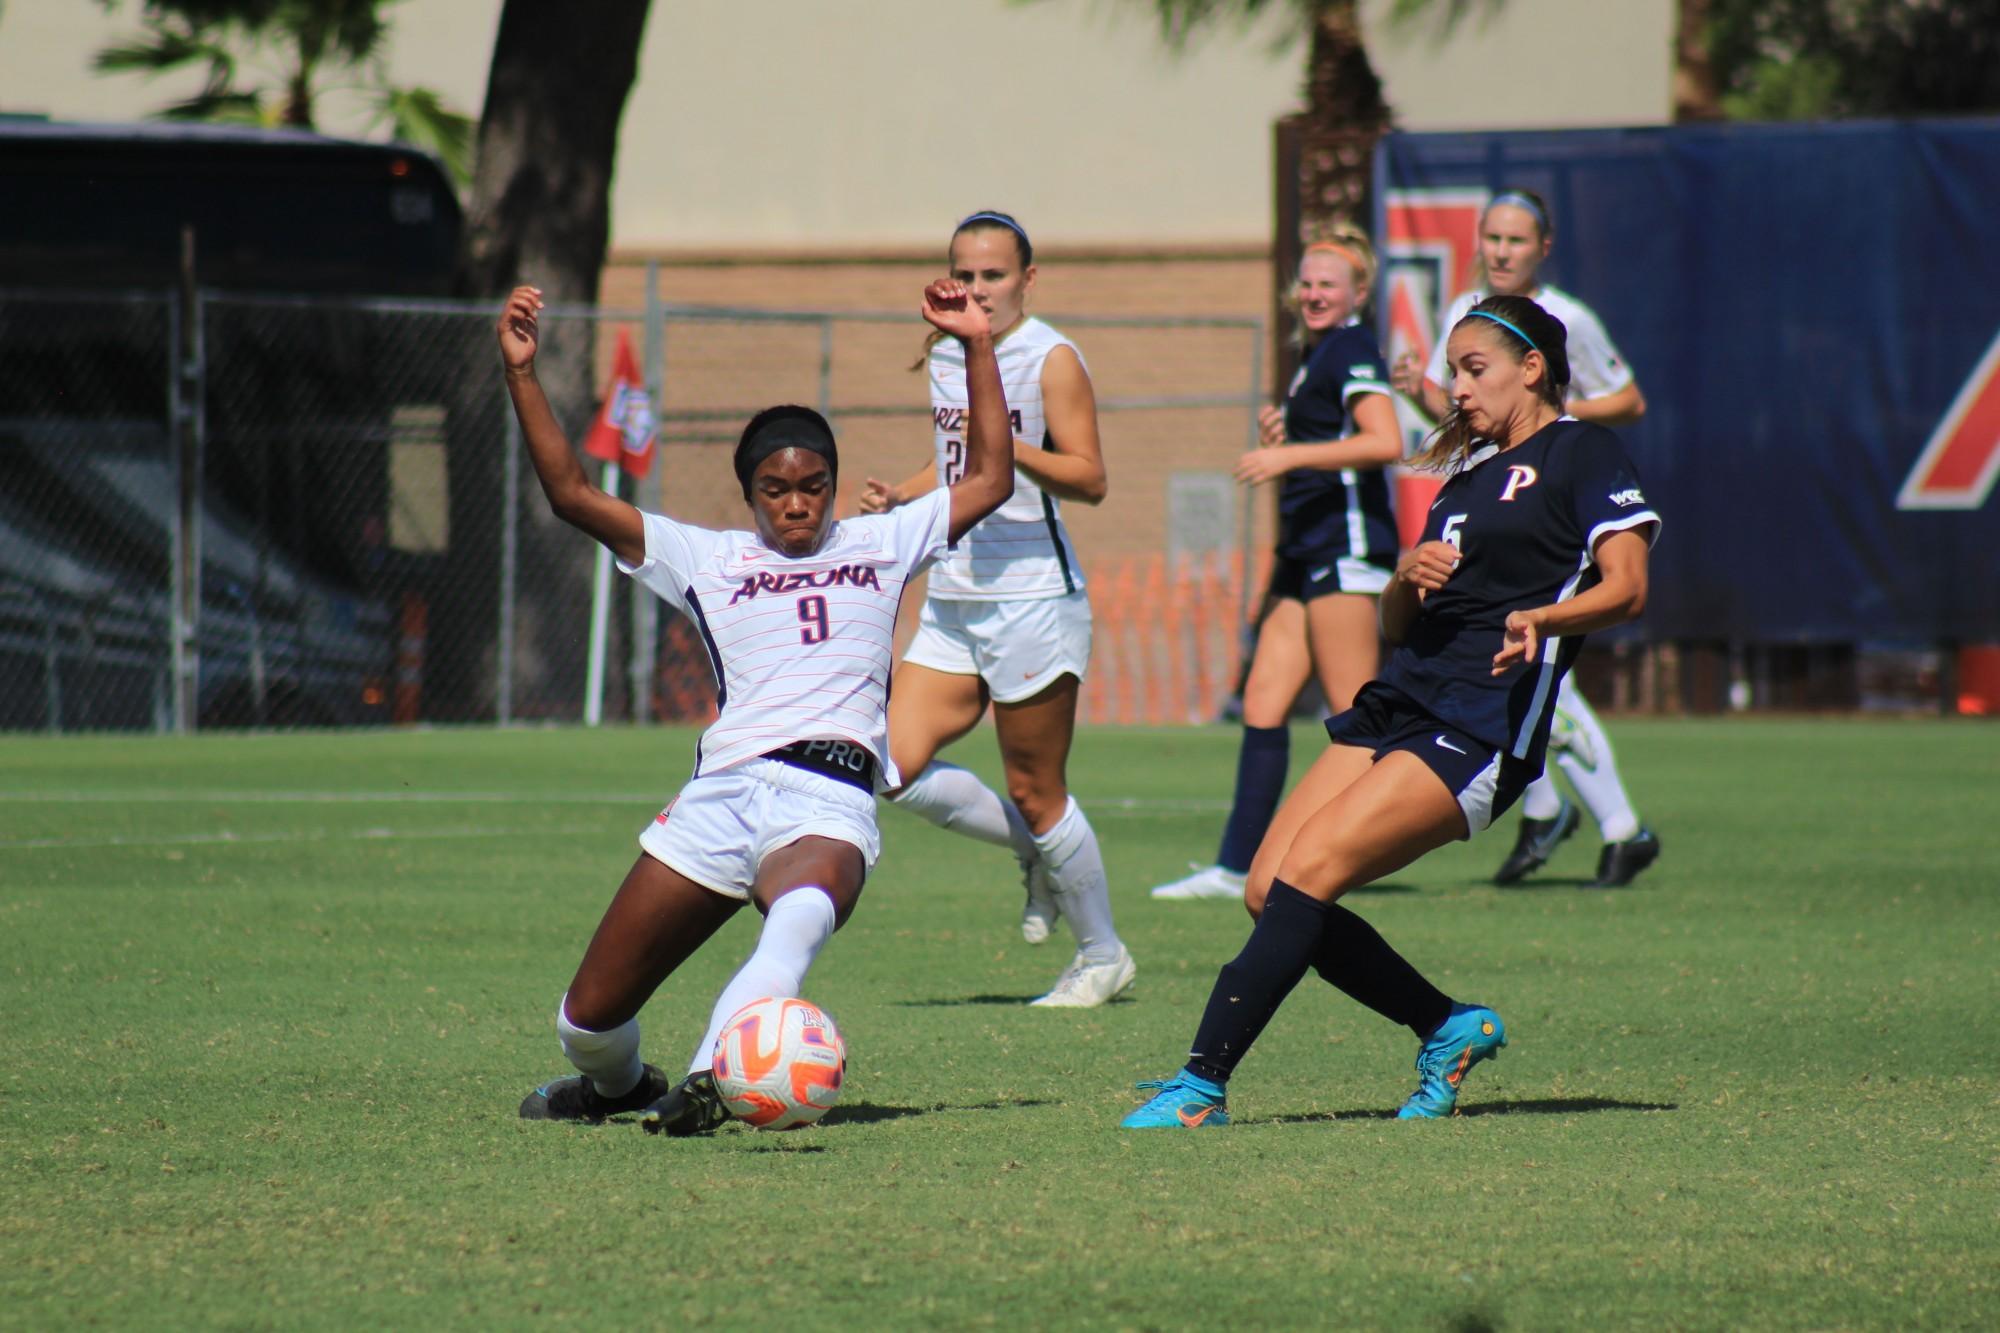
[710,996,845,1130]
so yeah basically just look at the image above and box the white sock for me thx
[1034,798,1121,964]
[1551,682,1640,843]
[889,763,1037,862]
[687,886,838,1075]
[1520,773,1564,821]
[556,994,644,1098]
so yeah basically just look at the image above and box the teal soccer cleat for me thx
[1397,1004,1507,1119]
[1120,1070,1229,1128]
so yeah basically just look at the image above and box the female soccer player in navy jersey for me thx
[1123,294,1661,1127]
[1391,188,1660,889]
[500,277,1014,1136]
[861,210,1134,1008]
[1151,224,1402,904]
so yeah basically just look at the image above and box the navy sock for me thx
[1311,902,1453,1037]
[1215,724,1289,873]
[1186,879,1326,1084]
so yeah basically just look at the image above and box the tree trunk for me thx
[1672,0,1723,122]
[433,0,652,721]
[1272,0,1391,389]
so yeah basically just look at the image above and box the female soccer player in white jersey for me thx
[501,277,1015,1135]
[1391,187,1661,889]
[1151,225,1402,903]
[1123,295,1660,1127]
[859,210,1134,1008]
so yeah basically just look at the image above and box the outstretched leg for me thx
[520,853,742,1122]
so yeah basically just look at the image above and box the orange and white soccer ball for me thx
[710,996,846,1130]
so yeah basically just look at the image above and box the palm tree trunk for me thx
[1673,0,1723,121]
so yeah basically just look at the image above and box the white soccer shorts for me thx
[638,757,881,900]
[902,590,1092,703]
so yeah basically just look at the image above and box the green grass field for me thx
[3,719,1995,1329]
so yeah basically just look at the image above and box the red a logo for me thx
[1897,326,2000,510]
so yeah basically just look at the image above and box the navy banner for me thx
[1375,120,2000,643]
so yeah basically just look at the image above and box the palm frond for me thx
[155,90,268,124]
[368,83,474,187]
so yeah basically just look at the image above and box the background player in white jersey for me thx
[1390,188,1662,889]
[860,210,1134,1008]
[1152,225,1402,903]
[501,277,1015,1135]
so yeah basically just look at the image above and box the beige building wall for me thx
[3,0,1672,251]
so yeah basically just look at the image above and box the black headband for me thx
[734,407,838,499]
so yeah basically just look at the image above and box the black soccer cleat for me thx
[1590,827,1661,888]
[1492,798,1581,885]
[519,1063,672,1123]
[640,1069,732,1137]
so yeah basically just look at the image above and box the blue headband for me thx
[1486,191,1549,233]
[1466,309,1539,352]
[956,211,1031,255]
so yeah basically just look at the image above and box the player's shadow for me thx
[1263,1096,1678,1124]
[824,1097,1055,1126]
[1488,876,1615,891]
[893,993,1139,1008]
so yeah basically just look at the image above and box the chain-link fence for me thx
[2,284,1268,732]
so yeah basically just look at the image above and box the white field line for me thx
[0,823,605,852]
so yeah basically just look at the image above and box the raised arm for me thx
[497,287,646,567]
[920,279,1013,544]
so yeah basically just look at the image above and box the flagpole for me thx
[583,458,621,727]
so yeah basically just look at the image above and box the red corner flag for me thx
[581,327,657,478]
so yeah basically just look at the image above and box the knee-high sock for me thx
[687,887,838,1075]
[1185,880,1326,1084]
[1520,771,1565,821]
[557,995,644,1098]
[1309,903,1453,1038]
[1215,724,1290,873]
[1036,797,1120,963]
[889,762,1037,862]
[1551,679,1639,842]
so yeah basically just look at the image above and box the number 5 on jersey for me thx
[1441,513,1468,552]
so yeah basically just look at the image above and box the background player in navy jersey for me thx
[861,210,1134,1008]
[499,277,1014,1135]
[1151,225,1402,903]
[1123,294,1660,1128]
[1391,188,1660,889]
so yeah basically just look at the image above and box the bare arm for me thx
[1391,352,1450,423]
[1235,393,1402,485]
[1492,527,1652,673]
[1380,539,1460,645]
[1012,344,1107,505]
[919,281,1013,544]
[497,286,645,567]
[1565,381,1647,428]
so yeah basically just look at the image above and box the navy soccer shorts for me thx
[1325,682,1533,836]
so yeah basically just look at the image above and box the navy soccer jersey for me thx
[1276,322,1397,563]
[1378,418,1661,767]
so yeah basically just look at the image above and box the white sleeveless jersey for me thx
[617,489,951,789]
[925,317,1086,601]
[1426,285,1636,403]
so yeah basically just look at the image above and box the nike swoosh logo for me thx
[1434,735,1468,755]
[1178,1103,1219,1127]
[1309,567,1332,582]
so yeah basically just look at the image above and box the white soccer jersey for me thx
[1426,285,1636,403]
[925,317,1086,601]
[618,488,951,789]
